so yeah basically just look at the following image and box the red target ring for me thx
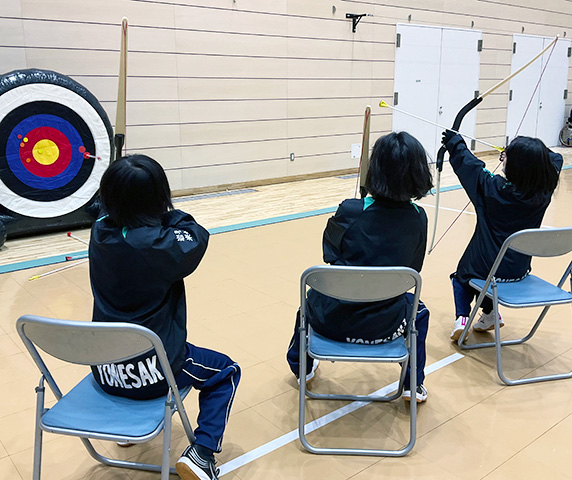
[18,126,72,178]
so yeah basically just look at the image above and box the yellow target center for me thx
[32,139,59,165]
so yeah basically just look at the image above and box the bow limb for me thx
[427,169,441,253]
[428,96,483,253]
[479,35,558,100]
[356,105,371,198]
[114,17,128,162]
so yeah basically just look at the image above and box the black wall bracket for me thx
[346,13,370,33]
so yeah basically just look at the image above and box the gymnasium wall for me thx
[1,0,570,195]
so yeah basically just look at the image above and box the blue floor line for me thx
[0,251,88,275]
[208,207,336,234]
[2,166,571,275]
[430,184,462,194]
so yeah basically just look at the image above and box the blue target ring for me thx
[6,114,84,190]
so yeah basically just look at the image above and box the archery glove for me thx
[442,129,456,147]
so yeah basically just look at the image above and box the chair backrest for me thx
[16,315,182,402]
[505,227,572,257]
[301,265,421,303]
[17,315,158,365]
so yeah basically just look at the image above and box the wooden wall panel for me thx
[178,100,287,123]
[0,0,570,193]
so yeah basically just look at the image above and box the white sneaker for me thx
[297,360,320,385]
[116,441,134,447]
[450,316,469,341]
[403,385,428,403]
[473,311,504,332]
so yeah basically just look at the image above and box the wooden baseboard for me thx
[171,168,358,198]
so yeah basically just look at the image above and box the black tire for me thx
[559,124,572,147]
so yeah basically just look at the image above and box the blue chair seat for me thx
[42,374,191,438]
[470,275,572,307]
[308,328,408,361]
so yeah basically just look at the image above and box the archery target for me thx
[0,75,111,218]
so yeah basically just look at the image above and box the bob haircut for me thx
[504,136,558,198]
[365,131,433,201]
[99,154,173,228]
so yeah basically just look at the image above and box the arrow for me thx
[379,101,504,153]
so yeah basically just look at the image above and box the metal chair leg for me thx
[33,376,45,480]
[161,395,174,480]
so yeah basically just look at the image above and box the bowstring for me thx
[429,38,559,253]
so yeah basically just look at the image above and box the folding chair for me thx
[298,265,422,456]
[16,314,195,480]
[457,227,572,385]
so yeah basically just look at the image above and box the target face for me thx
[0,72,112,218]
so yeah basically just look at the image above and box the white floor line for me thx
[218,352,465,476]
[417,202,476,215]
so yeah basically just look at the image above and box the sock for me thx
[194,444,215,460]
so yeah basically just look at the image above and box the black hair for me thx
[99,154,173,228]
[504,136,558,198]
[365,131,433,201]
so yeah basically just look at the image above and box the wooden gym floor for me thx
[1,148,572,480]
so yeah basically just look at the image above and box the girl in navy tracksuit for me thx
[287,131,433,402]
[89,155,239,480]
[443,132,562,341]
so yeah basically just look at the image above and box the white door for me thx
[393,24,482,162]
[536,38,571,146]
[506,35,570,146]
[393,25,442,160]
[437,28,481,152]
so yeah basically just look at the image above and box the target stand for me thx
[0,69,113,248]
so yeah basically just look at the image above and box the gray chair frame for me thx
[16,314,195,480]
[298,265,422,456]
[456,227,572,385]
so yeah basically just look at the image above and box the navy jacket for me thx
[89,209,209,399]
[445,134,563,284]
[308,197,427,343]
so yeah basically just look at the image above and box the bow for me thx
[428,35,559,253]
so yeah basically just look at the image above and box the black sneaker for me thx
[176,444,219,480]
